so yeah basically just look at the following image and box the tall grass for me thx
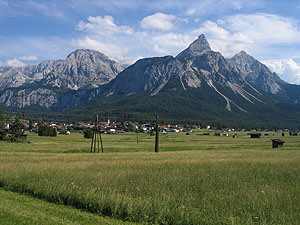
[1,147,300,224]
[1,132,300,224]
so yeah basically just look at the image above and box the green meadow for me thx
[1,131,300,224]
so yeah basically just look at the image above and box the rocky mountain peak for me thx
[67,49,111,63]
[232,50,256,64]
[190,34,211,52]
[228,50,283,94]
[36,49,124,90]
[176,34,211,60]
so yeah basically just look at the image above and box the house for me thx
[110,123,117,128]
[184,129,193,133]
[222,133,229,137]
[141,124,151,131]
[108,128,116,134]
[272,139,285,148]
[215,132,222,136]
[248,133,261,138]
[169,128,179,132]
[59,130,71,135]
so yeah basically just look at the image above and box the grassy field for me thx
[1,131,300,224]
[0,188,137,225]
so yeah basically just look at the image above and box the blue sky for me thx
[2,0,300,83]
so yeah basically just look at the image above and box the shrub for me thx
[83,129,93,138]
[38,125,57,137]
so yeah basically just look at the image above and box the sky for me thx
[1,0,300,84]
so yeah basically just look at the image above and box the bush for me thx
[9,119,25,138]
[38,125,57,137]
[83,129,93,138]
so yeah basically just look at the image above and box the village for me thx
[0,117,295,149]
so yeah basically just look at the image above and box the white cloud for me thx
[186,8,196,16]
[263,59,300,84]
[72,36,130,61]
[140,12,176,31]
[19,55,38,61]
[193,20,253,57]
[77,15,133,36]
[0,59,26,67]
[192,13,300,58]
[224,14,300,43]
[117,55,143,66]
[151,33,194,55]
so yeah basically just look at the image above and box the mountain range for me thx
[1,34,300,128]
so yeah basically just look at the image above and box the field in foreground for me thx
[1,131,300,224]
[0,188,136,225]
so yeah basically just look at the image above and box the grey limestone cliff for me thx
[227,51,283,94]
[0,49,123,108]
[103,34,263,112]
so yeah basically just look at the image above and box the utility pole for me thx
[155,114,159,153]
[91,114,104,153]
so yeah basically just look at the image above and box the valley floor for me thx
[1,131,300,224]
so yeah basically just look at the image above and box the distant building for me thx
[184,129,193,133]
[169,128,179,132]
[59,130,71,135]
[290,132,299,136]
[248,133,261,138]
[272,139,285,148]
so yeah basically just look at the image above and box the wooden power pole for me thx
[91,115,104,153]
[155,114,159,153]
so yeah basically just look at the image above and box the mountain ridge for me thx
[1,34,300,128]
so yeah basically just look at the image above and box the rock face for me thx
[0,49,123,109]
[103,56,184,96]
[38,49,123,90]
[1,34,300,114]
[103,35,263,112]
[227,51,284,94]
[0,88,58,108]
[0,67,29,91]
[176,34,211,60]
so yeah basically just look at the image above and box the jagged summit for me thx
[232,50,255,62]
[228,50,282,94]
[1,34,300,128]
[236,50,248,56]
[176,34,211,60]
[190,34,211,52]
[229,50,256,70]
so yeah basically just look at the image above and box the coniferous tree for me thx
[0,110,6,129]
